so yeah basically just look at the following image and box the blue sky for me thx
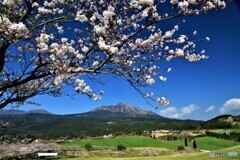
[18,1,240,120]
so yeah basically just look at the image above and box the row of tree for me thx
[184,137,197,148]
[205,131,240,142]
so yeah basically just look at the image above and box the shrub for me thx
[167,136,172,140]
[117,145,126,151]
[84,144,93,151]
[173,136,178,140]
[177,146,184,151]
[237,137,240,142]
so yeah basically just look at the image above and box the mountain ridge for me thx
[0,109,52,115]
[0,103,159,118]
[0,103,160,118]
[85,103,160,118]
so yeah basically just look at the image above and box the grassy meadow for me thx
[167,137,240,151]
[60,136,177,150]
[65,145,240,160]
[60,136,240,151]
[59,136,240,159]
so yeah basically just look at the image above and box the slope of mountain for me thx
[28,109,52,115]
[82,103,160,117]
[0,109,52,115]
[201,114,240,129]
[0,109,26,115]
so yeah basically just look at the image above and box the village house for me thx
[172,130,182,134]
[152,130,172,138]
[35,138,43,143]
[106,122,116,125]
[103,134,114,139]
[21,138,32,144]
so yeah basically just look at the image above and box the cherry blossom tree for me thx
[0,0,227,109]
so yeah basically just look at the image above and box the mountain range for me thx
[0,103,160,118]
[0,103,239,138]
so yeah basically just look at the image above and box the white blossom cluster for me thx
[36,33,53,54]
[157,96,170,106]
[170,0,226,13]
[33,0,65,14]
[2,0,23,7]
[0,16,29,38]
[130,0,154,8]
[75,79,102,100]
[75,10,88,23]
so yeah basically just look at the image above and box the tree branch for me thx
[0,92,37,109]
[0,63,51,92]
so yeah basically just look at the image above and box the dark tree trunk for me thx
[0,43,10,72]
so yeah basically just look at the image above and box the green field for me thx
[60,136,178,150]
[195,137,239,151]
[66,145,240,160]
[60,136,240,151]
[59,136,240,160]
[167,137,240,151]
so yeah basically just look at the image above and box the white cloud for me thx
[159,107,178,118]
[206,105,215,112]
[219,98,240,115]
[160,104,198,118]
[182,104,198,115]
